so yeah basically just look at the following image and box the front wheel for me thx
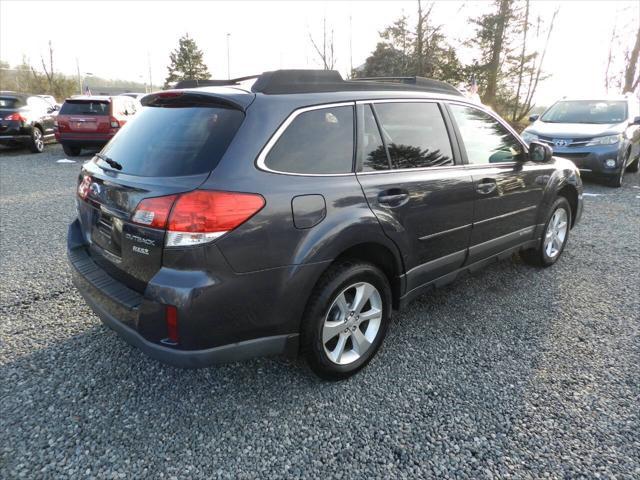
[28,127,44,153]
[521,197,571,268]
[626,150,639,173]
[302,261,392,380]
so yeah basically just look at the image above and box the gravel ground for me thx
[1,143,639,479]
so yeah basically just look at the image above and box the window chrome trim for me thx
[255,101,356,177]
[356,98,441,105]
[357,164,463,175]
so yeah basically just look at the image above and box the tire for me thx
[301,261,392,380]
[520,197,572,268]
[626,150,639,173]
[606,166,624,188]
[62,144,81,157]
[28,127,44,153]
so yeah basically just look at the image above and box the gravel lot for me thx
[1,143,639,479]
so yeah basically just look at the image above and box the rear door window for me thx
[100,106,244,177]
[373,102,454,169]
[358,104,390,171]
[264,105,354,174]
[60,101,110,115]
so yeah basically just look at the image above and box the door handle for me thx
[476,179,497,195]
[378,190,409,207]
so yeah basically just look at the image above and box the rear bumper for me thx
[67,219,321,367]
[57,132,113,148]
[0,124,32,144]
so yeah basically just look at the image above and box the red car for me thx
[55,95,139,156]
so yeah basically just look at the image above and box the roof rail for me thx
[350,76,461,96]
[173,75,260,89]
[174,70,463,96]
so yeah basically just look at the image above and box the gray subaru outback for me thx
[68,70,583,379]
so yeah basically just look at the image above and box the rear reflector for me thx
[110,117,120,128]
[131,190,265,247]
[164,305,179,344]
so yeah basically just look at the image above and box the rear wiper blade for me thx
[95,153,122,170]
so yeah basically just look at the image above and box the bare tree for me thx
[605,22,618,93]
[512,0,530,121]
[40,40,55,91]
[623,25,640,93]
[514,7,559,122]
[308,16,336,70]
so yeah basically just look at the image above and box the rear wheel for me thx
[28,127,44,153]
[62,144,81,157]
[302,261,392,380]
[521,197,571,268]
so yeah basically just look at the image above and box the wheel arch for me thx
[557,183,578,227]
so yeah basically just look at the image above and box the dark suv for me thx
[67,70,583,379]
[0,91,57,152]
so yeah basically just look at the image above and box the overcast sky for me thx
[1,0,638,105]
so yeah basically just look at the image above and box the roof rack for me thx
[174,70,463,96]
[173,75,260,89]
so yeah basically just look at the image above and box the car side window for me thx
[27,96,46,113]
[372,102,454,169]
[358,104,389,171]
[449,104,524,164]
[264,105,354,174]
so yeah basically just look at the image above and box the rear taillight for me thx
[110,117,120,128]
[132,195,177,229]
[4,112,26,122]
[131,191,265,247]
[77,175,92,200]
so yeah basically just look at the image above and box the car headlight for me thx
[586,134,621,146]
[521,131,538,144]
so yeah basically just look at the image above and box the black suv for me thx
[68,70,583,379]
[0,91,57,152]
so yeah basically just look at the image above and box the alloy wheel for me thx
[33,129,44,151]
[322,282,383,365]
[544,208,568,259]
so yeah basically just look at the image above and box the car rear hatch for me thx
[0,96,26,134]
[58,98,112,134]
[75,90,251,292]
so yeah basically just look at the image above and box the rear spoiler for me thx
[173,76,259,89]
[141,91,249,111]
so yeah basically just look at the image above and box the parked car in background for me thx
[37,94,61,111]
[522,95,640,187]
[55,95,139,156]
[0,91,57,153]
[67,70,583,379]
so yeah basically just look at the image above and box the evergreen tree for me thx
[164,34,211,88]
[353,4,465,86]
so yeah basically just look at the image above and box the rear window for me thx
[0,97,24,109]
[100,106,244,177]
[264,105,354,174]
[60,101,110,116]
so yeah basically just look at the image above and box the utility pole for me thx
[76,58,81,94]
[226,33,231,80]
[349,15,353,78]
[147,51,153,92]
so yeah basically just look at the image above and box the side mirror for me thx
[528,114,539,123]
[632,116,640,126]
[529,141,553,163]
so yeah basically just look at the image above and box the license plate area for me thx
[91,208,122,257]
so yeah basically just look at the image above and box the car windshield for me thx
[60,101,110,115]
[99,105,244,177]
[541,100,627,124]
[0,97,24,109]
